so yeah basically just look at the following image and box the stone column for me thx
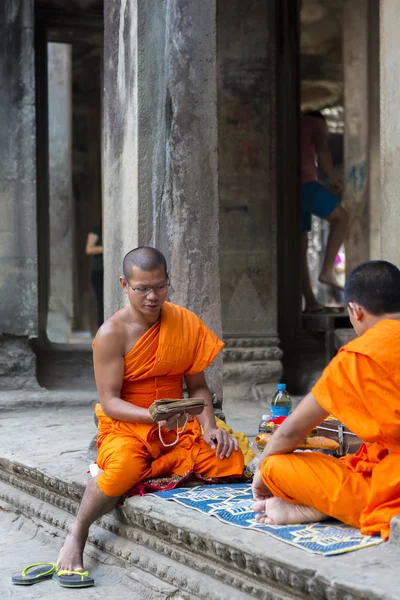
[368,0,380,260]
[0,1,38,389]
[343,0,370,274]
[217,0,282,406]
[380,0,400,266]
[47,43,73,343]
[104,1,224,403]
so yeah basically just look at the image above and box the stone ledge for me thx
[1,456,400,600]
[0,479,252,600]
[0,389,98,411]
[223,337,283,404]
[224,337,281,349]
[224,348,283,362]
[0,465,296,600]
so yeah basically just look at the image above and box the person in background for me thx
[301,110,348,314]
[86,221,104,329]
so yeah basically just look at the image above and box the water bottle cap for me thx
[261,414,270,421]
[277,383,286,391]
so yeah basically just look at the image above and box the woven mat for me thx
[152,483,383,555]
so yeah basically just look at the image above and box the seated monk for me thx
[252,260,400,540]
[56,246,244,582]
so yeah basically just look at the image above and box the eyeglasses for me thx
[125,280,170,296]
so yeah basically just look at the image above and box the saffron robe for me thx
[96,302,244,496]
[261,320,400,540]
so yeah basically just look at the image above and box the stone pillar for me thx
[104,1,224,403]
[343,0,370,274]
[0,1,38,389]
[47,43,73,343]
[368,0,380,260]
[380,0,400,266]
[217,0,282,405]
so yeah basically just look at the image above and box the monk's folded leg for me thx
[194,438,245,478]
[96,434,153,497]
[261,452,371,528]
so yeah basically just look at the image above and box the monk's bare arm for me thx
[93,326,152,424]
[258,392,329,462]
[185,372,238,459]
[185,372,216,430]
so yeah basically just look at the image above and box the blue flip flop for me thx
[52,570,95,588]
[12,562,56,585]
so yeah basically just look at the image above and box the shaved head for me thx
[344,260,400,315]
[122,247,168,280]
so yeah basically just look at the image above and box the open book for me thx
[149,398,206,423]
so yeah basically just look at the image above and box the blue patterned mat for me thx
[153,483,383,555]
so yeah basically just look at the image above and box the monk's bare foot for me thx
[56,524,87,573]
[304,301,324,313]
[252,497,328,525]
[318,272,344,292]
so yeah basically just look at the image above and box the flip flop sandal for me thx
[52,570,95,588]
[12,562,56,585]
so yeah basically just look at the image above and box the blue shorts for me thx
[301,181,339,232]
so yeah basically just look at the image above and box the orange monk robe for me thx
[96,302,244,497]
[261,319,400,540]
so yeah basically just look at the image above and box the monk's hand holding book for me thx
[148,398,206,423]
[149,398,206,449]
[161,412,189,431]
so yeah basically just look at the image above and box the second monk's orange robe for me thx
[96,302,244,496]
[261,319,400,539]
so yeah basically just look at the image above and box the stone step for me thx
[0,460,292,600]
[37,344,96,390]
[1,454,400,600]
[0,478,254,600]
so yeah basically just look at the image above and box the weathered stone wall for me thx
[218,0,277,337]
[0,1,38,388]
[217,0,282,403]
[380,0,400,267]
[0,1,37,337]
[343,0,370,274]
[368,0,380,260]
[104,0,224,400]
[47,43,73,343]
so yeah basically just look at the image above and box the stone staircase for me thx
[1,405,400,599]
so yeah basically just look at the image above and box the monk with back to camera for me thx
[53,246,244,588]
[253,260,400,541]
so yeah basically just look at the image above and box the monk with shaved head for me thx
[252,260,400,541]
[55,246,243,586]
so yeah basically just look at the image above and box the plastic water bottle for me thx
[258,414,271,434]
[257,414,271,453]
[271,383,292,420]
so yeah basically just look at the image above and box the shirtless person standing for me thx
[54,247,244,588]
[301,111,348,313]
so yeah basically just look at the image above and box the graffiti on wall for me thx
[346,160,367,196]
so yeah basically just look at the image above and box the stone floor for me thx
[0,503,186,599]
[1,403,400,599]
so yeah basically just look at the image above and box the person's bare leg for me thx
[252,497,328,525]
[56,477,120,572]
[319,205,348,290]
[301,231,323,312]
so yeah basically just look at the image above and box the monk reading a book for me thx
[55,247,244,586]
[253,260,400,541]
